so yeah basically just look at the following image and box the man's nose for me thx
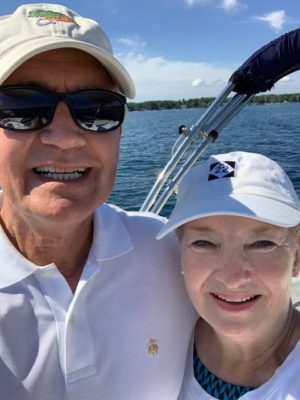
[39,102,87,149]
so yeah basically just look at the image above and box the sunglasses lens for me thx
[0,88,126,133]
[0,88,52,131]
[71,91,125,132]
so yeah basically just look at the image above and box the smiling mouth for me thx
[34,167,88,181]
[212,293,260,304]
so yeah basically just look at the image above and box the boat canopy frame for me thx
[140,28,300,214]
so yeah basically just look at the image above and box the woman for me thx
[157,151,300,399]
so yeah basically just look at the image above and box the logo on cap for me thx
[208,161,235,181]
[27,9,77,26]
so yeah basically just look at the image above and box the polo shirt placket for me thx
[34,257,100,384]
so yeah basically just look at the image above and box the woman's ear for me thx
[292,238,300,277]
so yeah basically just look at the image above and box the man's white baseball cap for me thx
[0,3,135,98]
[157,151,300,239]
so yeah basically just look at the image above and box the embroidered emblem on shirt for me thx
[27,9,77,26]
[147,338,159,355]
[208,161,236,181]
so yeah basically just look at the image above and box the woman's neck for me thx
[195,306,300,388]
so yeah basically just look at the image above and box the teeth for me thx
[36,167,86,173]
[215,294,254,303]
[34,167,86,181]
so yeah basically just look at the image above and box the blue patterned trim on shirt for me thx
[193,346,254,399]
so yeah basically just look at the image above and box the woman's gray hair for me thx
[292,224,300,236]
[175,226,184,241]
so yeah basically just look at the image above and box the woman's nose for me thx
[215,249,251,288]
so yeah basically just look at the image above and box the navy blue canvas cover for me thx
[230,28,300,95]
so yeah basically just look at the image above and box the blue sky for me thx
[2,0,300,101]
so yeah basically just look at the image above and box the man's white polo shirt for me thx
[0,203,196,400]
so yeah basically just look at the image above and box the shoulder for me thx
[102,203,175,243]
[97,203,180,264]
[104,203,167,225]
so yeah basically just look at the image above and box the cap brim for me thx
[0,37,136,99]
[156,193,300,239]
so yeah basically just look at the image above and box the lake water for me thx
[109,102,300,217]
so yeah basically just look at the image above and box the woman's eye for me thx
[248,240,277,250]
[189,240,216,250]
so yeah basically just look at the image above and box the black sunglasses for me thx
[0,86,127,133]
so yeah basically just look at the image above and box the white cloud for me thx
[191,78,204,87]
[184,0,210,7]
[117,36,146,50]
[184,0,246,11]
[265,71,300,95]
[191,78,223,87]
[220,0,247,12]
[222,0,237,9]
[117,52,233,101]
[255,10,286,31]
[279,75,292,82]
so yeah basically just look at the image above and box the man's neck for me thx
[0,210,93,292]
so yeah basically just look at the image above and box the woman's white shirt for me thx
[178,338,300,400]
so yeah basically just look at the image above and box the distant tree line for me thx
[127,93,300,112]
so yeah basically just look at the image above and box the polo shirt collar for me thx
[91,203,133,261]
[0,204,133,288]
[0,224,40,289]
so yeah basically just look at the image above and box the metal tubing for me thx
[202,94,248,132]
[202,93,253,135]
[140,84,235,212]
[140,83,252,214]
[140,134,194,211]
[150,131,218,214]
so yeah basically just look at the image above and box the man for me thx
[0,4,195,400]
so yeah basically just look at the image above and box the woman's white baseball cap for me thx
[157,151,300,239]
[0,3,135,98]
